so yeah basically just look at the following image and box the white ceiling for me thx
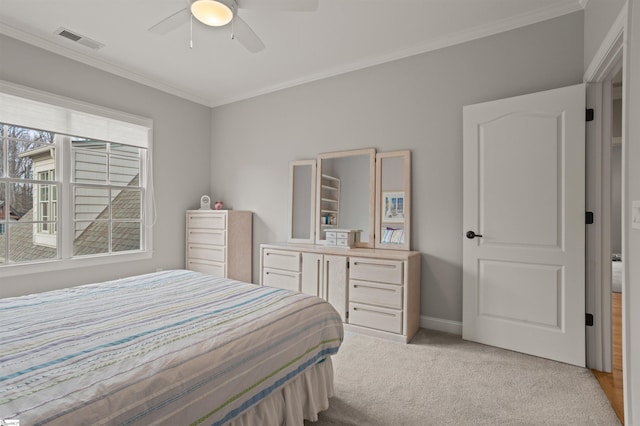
[0,0,584,107]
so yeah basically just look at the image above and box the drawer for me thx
[262,268,301,292]
[326,235,337,245]
[262,249,301,272]
[349,258,404,285]
[188,244,225,262]
[187,259,225,277]
[349,279,403,309]
[187,229,226,245]
[187,212,226,230]
[349,302,402,334]
[336,238,349,247]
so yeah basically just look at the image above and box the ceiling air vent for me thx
[55,27,104,50]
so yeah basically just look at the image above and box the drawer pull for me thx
[266,252,297,258]
[189,245,223,250]
[352,306,398,317]
[265,271,296,278]
[353,284,396,292]
[353,261,397,269]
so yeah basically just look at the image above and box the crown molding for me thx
[0,1,585,109]
[210,1,585,107]
[0,22,212,107]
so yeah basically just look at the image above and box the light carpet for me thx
[308,329,620,426]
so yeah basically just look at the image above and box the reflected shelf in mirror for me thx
[316,148,376,248]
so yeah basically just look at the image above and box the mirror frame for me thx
[375,150,411,250]
[288,159,317,244]
[315,148,376,248]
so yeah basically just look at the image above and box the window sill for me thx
[0,251,153,278]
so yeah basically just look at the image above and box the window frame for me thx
[0,81,153,277]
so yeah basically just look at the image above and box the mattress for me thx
[0,270,343,425]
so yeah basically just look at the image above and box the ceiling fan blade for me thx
[239,0,318,12]
[231,15,265,53]
[148,8,190,35]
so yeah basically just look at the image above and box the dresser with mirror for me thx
[260,148,420,343]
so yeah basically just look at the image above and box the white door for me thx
[462,84,586,367]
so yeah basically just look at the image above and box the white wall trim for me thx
[621,3,633,421]
[584,6,627,83]
[0,251,153,280]
[421,315,463,336]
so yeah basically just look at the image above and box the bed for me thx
[0,269,343,425]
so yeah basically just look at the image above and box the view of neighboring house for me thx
[0,134,143,264]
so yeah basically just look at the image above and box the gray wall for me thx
[612,99,622,254]
[612,144,622,254]
[0,35,212,297]
[210,12,584,324]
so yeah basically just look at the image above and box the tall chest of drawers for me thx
[186,210,252,282]
[260,243,420,343]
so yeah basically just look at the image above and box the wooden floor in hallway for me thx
[591,291,624,424]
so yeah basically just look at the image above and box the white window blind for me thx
[0,81,151,148]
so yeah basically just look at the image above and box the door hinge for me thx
[586,313,594,326]
[586,108,594,122]
[586,211,594,225]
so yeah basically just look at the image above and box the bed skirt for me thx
[228,357,334,426]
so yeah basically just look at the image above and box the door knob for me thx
[466,231,483,239]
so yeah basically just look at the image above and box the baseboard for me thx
[420,315,462,336]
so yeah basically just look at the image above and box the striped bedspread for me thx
[0,270,343,425]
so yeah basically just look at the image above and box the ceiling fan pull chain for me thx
[231,18,235,40]
[190,14,194,48]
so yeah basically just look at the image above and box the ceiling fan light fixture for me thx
[191,0,235,27]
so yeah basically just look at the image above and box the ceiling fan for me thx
[148,0,318,53]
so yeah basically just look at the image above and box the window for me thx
[71,138,144,256]
[35,168,57,247]
[37,170,57,233]
[0,81,152,272]
[0,124,58,263]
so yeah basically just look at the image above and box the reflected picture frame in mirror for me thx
[376,150,411,250]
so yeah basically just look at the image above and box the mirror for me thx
[288,160,316,243]
[375,150,411,250]
[316,148,375,247]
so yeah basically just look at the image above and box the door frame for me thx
[583,1,626,376]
